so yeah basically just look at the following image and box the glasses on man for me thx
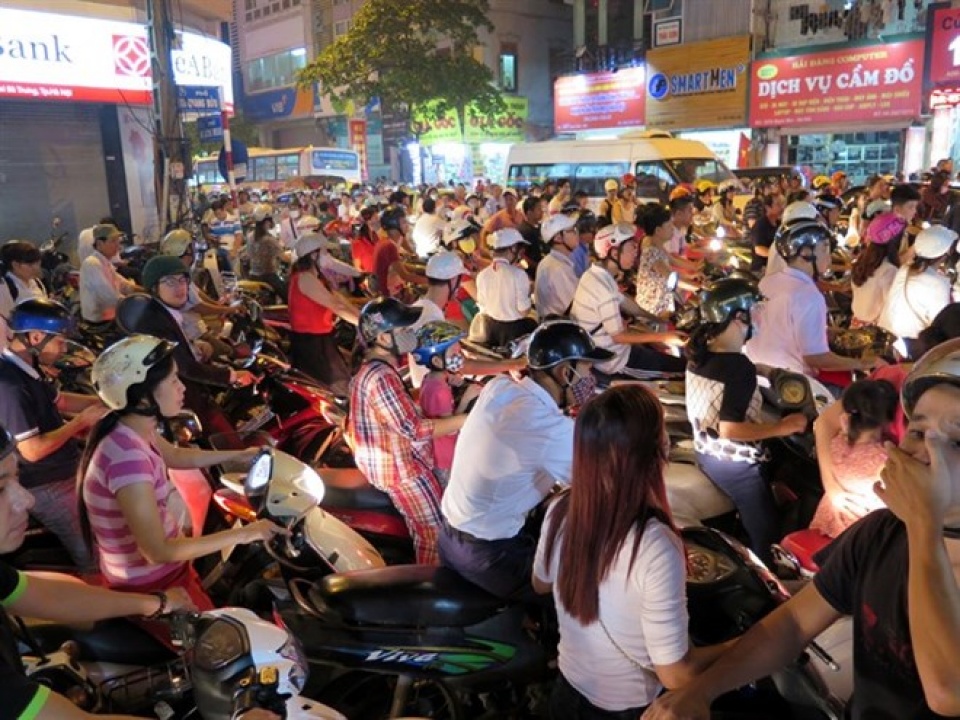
[159,275,190,289]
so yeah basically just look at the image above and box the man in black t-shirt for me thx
[0,301,107,568]
[749,194,785,272]
[517,195,546,279]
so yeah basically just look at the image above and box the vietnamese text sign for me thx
[554,67,646,133]
[749,39,924,128]
[653,18,682,48]
[197,115,223,143]
[177,86,221,114]
[349,119,369,181]
[645,36,750,131]
[413,97,529,145]
[0,7,233,109]
[928,5,960,88]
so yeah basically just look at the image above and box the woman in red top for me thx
[351,206,380,274]
[289,233,360,395]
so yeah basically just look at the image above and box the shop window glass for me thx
[499,44,518,93]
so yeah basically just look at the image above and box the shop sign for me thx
[0,6,233,108]
[928,5,960,88]
[413,97,528,146]
[197,115,223,143]
[653,18,682,48]
[177,86,221,116]
[554,67,646,133]
[645,36,750,130]
[244,85,314,122]
[348,119,369,181]
[749,39,924,128]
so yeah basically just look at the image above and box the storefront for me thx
[748,38,926,185]
[410,97,529,183]
[924,3,960,171]
[0,5,232,244]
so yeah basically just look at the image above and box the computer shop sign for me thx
[0,6,233,109]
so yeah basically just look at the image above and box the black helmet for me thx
[775,219,833,261]
[9,298,76,337]
[576,209,598,234]
[698,278,763,325]
[380,206,407,232]
[527,321,614,370]
[358,297,422,345]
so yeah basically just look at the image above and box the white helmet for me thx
[295,232,335,259]
[914,225,959,259]
[426,250,466,280]
[781,201,819,227]
[488,227,528,250]
[92,335,177,411]
[252,203,273,222]
[718,179,741,194]
[160,228,192,257]
[443,218,480,248]
[295,214,321,232]
[594,222,637,259]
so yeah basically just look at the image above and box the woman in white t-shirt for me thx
[533,385,727,719]
[850,213,905,326]
[879,225,958,340]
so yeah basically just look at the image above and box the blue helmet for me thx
[9,298,76,337]
[411,321,465,367]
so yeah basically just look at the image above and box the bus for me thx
[192,146,363,194]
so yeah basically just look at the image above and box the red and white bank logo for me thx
[112,35,150,77]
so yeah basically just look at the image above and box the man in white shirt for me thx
[411,197,447,258]
[570,224,685,377]
[473,228,537,348]
[535,213,579,319]
[78,224,137,324]
[746,220,879,375]
[440,321,613,599]
[77,215,117,265]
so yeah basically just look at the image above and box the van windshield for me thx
[666,158,737,186]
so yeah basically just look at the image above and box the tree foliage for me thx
[297,0,504,134]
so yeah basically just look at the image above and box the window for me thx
[282,0,290,8]
[499,43,518,93]
[245,0,256,9]
[333,20,351,37]
[574,162,631,197]
[276,154,301,179]
[244,48,308,92]
[253,156,277,182]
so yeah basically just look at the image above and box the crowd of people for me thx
[0,163,958,719]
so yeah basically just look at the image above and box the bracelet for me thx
[146,591,168,619]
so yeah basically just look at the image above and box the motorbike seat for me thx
[311,565,505,627]
[320,468,399,513]
[24,618,175,666]
[780,529,832,572]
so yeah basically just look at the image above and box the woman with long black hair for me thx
[533,384,728,719]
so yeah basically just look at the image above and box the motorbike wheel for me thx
[316,671,464,720]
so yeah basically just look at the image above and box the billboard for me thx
[645,36,750,130]
[554,67,646,133]
[0,7,234,109]
[749,39,924,128]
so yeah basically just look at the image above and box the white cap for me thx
[426,250,467,280]
[488,227,528,249]
[541,213,578,244]
[295,232,335,258]
[782,201,819,226]
[914,225,959,259]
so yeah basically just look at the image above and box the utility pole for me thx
[147,0,184,232]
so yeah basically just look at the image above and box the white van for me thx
[505,130,739,209]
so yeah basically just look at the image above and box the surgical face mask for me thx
[391,328,419,356]
[458,238,477,255]
[444,351,465,374]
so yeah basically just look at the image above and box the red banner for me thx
[749,39,924,128]
[554,67,645,132]
[348,119,368,182]
[929,6,960,88]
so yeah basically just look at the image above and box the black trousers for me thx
[549,674,650,720]
[289,331,351,396]
[481,315,538,349]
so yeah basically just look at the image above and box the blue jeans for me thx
[29,477,94,570]
[549,674,649,720]
[696,453,779,566]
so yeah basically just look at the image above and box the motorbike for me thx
[19,608,345,719]
[40,217,72,289]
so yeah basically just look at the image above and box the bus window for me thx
[277,153,301,179]
[573,162,630,197]
[666,158,735,186]
[633,162,674,202]
[253,156,277,182]
[507,163,574,190]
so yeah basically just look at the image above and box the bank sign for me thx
[0,7,233,109]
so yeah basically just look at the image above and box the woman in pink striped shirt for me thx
[78,335,281,609]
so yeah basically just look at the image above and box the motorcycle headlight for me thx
[708,238,723,252]
[194,617,249,671]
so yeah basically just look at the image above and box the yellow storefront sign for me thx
[645,36,751,130]
[413,97,528,145]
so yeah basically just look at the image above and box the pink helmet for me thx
[865,212,907,246]
[593,223,637,259]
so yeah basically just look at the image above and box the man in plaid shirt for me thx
[347,297,468,564]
